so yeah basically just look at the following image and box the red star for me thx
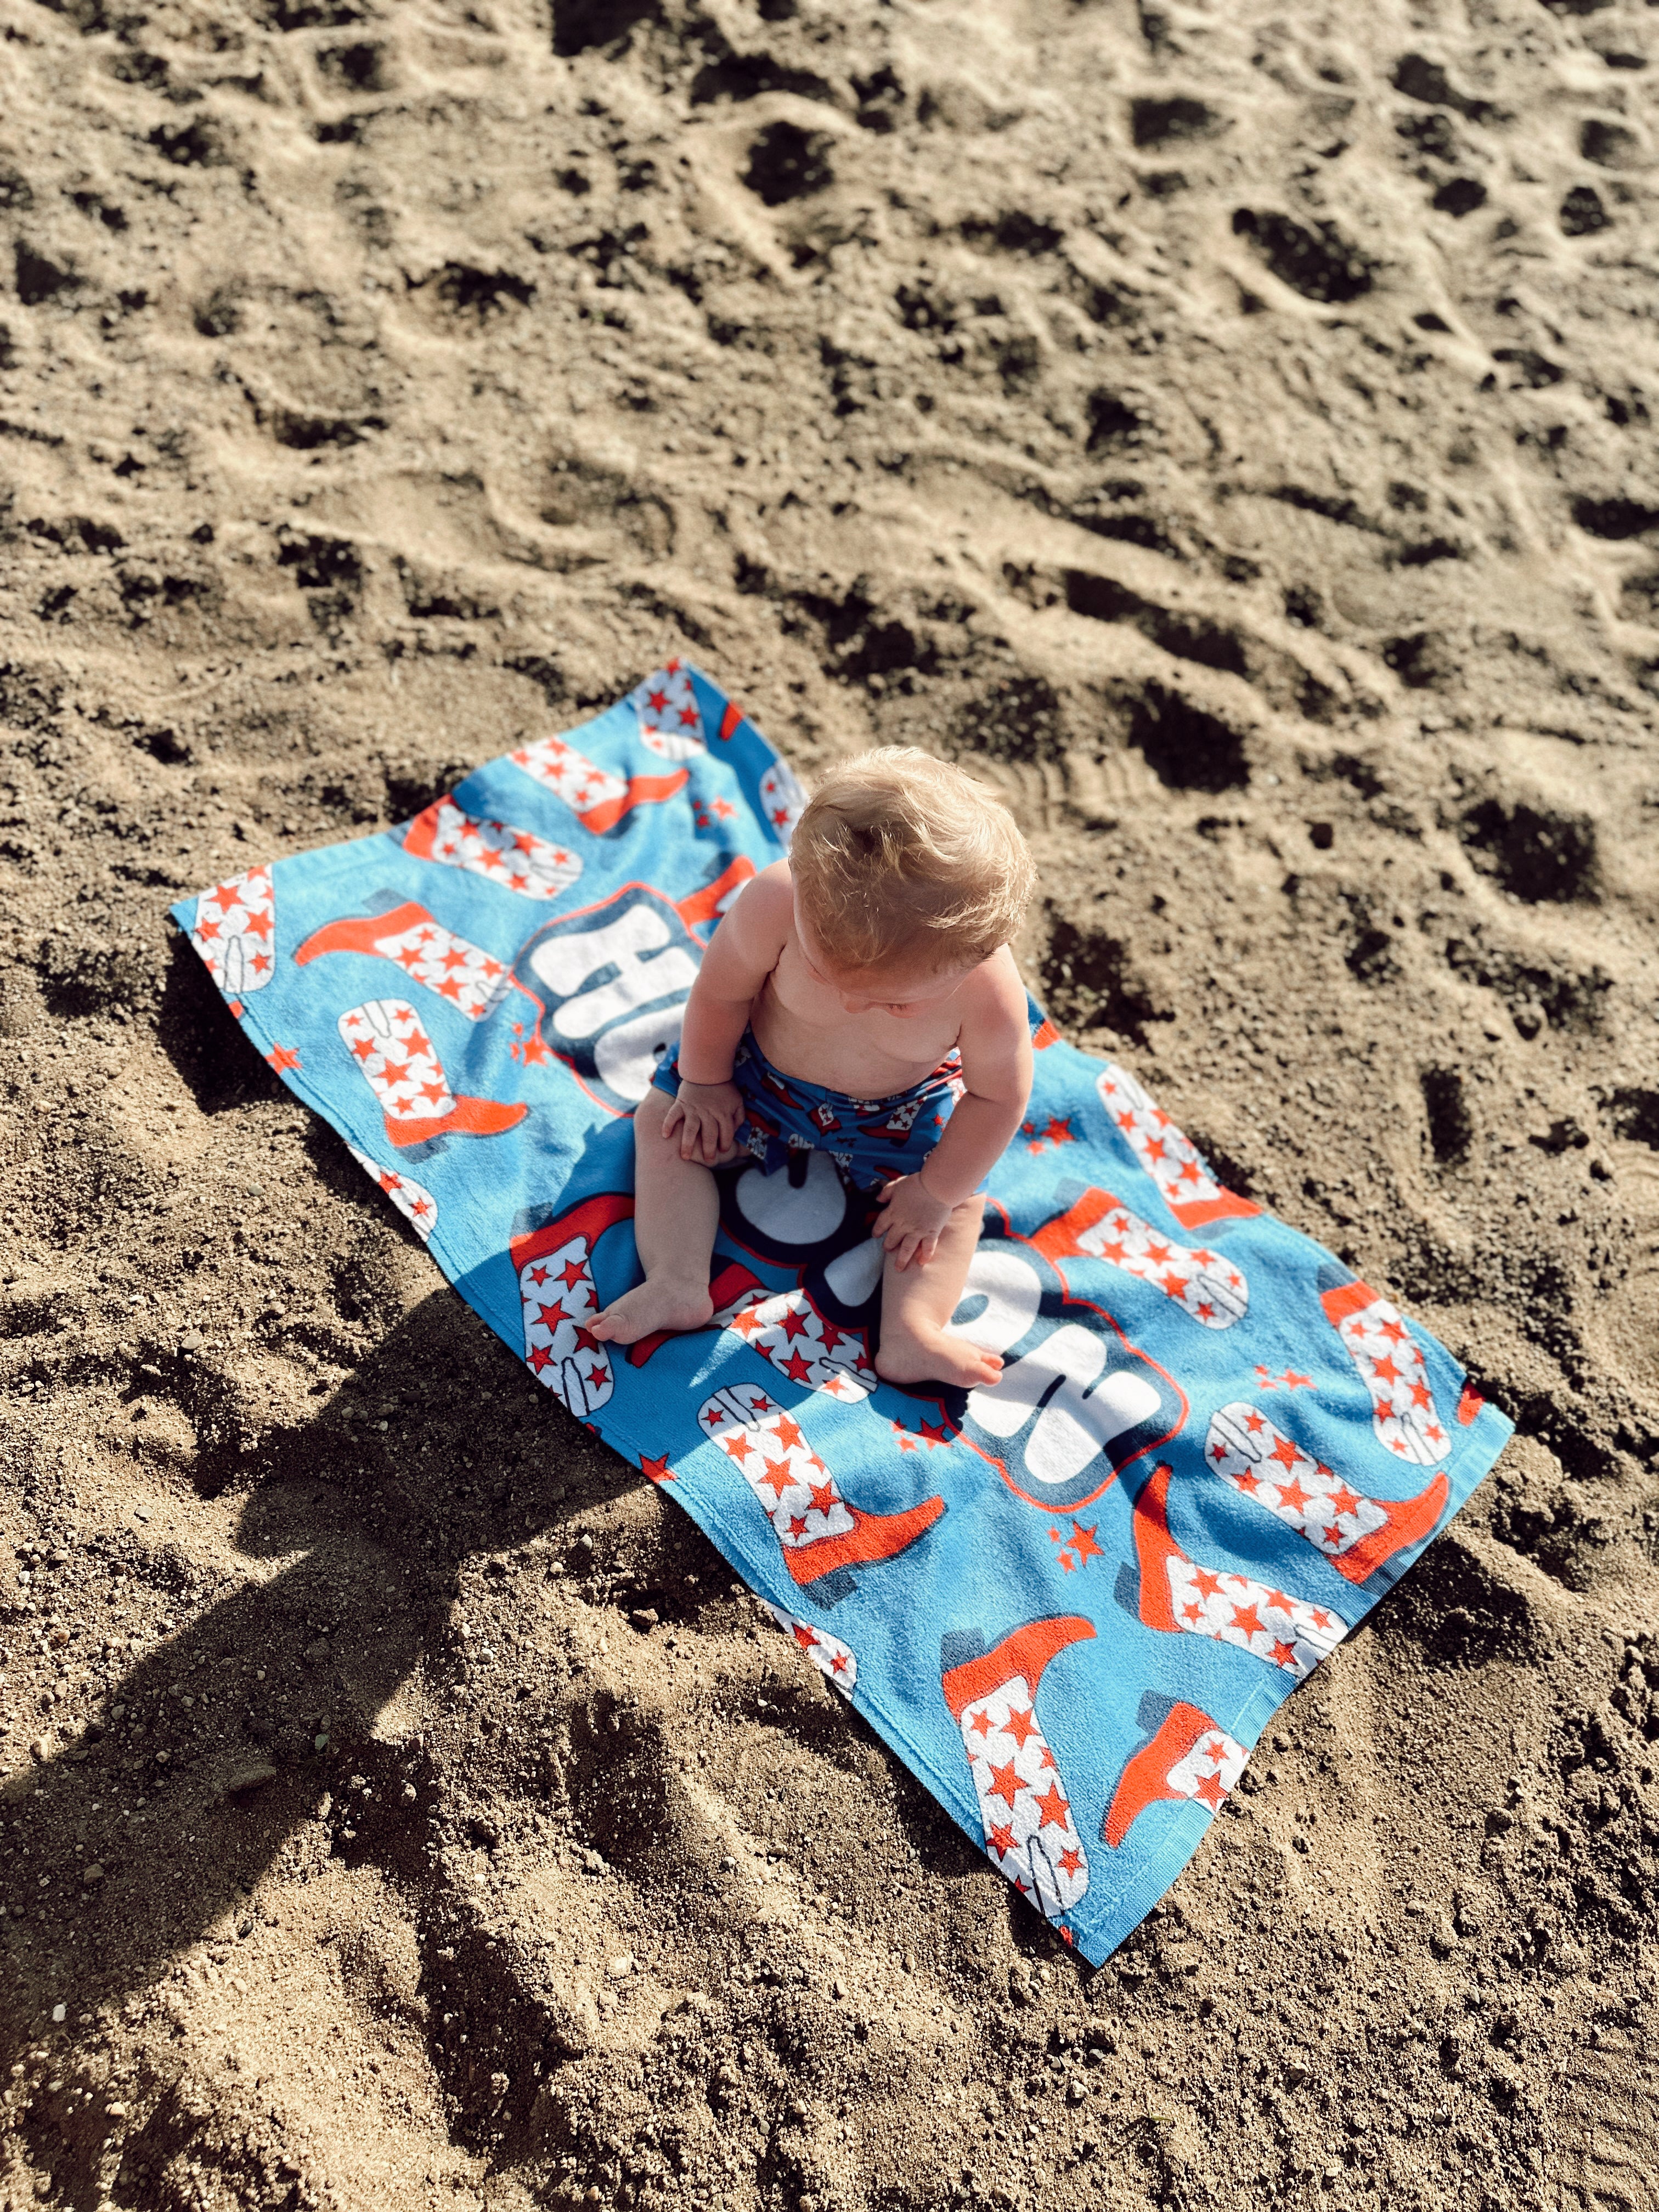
[1372,1355,1400,1386]
[714,797,736,820]
[1379,1318,1408,1343]
[640,1452,673,1484]
[720,1432,754,1465]
[647,689,668,713]
[1270,1639,1299,1669]
[987,1821,1017,1860]
[557,1256,589,1291]
[1310,1608,1333,1632]
[787,1514,810,1539]
[1229,1603,1265,1639]
[528,1345,552,1373]
[1193,1772,1227,1811]
[1328,1484,1361,1517]
[782,1349,814,1385]
[893,1426,918,1451]
[1270,1435,1302,1472]
[211,882,246,911]
[778,1306,812,1343]
[527,1265,549,1286]
[1070,1521,1104,1565]
[1059,1551,1076,1573]
[266,1043,302,1075]
[757,1463,795,1502]
[1032,1784,1070,1831]
[1192,1567,1223,1600]
[773,1414,804,1452]
[968,1707,993,1741]
[791,1623,819,1651]
[808,1480,837,1515]
[195,918,219,941]
[1058,1846,1084,1877]
[830,1650,850,1675]
[919,1420,954,1448]
[1286,1370,1313,1390]
[1233,1469,1260,1493]
[1145,1240,1172,1266]
[985,1759,1024,1812]
[1410,1380,1433,1409]
[1244,1410,1266,1435]
[1003,1706,1038,1749]
[1277,1476,1311,1516]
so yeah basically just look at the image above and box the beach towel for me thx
[171,659,1512,1965]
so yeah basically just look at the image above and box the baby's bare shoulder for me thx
[961,945,1029,1025]
[955,949,1031,1066]
[723,859,793,941]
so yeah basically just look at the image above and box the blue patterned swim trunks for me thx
[651,1024,967,1192]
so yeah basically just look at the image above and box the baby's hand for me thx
[874,1171,956,1271]
[662,1078,745,1165]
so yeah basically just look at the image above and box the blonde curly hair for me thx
[789,747,1035,974]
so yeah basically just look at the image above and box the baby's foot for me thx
[876,1328,1005,1392]
[590,1277,714,1346]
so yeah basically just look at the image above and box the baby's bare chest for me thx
[754,960,960,1097]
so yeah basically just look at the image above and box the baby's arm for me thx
[875,951,1033,1267]
[664,860,792,1163]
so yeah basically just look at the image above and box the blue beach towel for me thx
[172,660,1512,1965]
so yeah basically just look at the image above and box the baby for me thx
[590,748,1035,1389]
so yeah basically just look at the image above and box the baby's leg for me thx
[874,1195,1004,1391]
[590,1088,723,1344]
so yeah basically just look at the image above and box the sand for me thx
[1,0,1657,2205]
